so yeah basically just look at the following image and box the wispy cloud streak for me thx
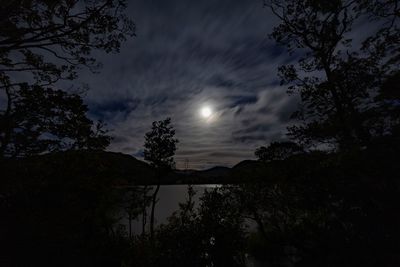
[76,0,299,169]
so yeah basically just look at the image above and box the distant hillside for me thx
[1,150,156,186]
[169,162,266,184]
[200,166,231,177]
[1,151,267,185]
[170,166,231,184]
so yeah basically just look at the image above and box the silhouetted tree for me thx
[196,187,247,267]
[151,185,203,267]
[374,71,400,135]
[139,185,153,236]
[0,84,110,158]
[0,2,134,262]
[265,0,399,149]
[0,0,134,157]
[0,151,134,267]
[234,145,400,265]
[148,186,246,267]
[143,117,178,239]
[122,187,148,240]
[0,0,135,88]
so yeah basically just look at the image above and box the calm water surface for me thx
[124,184,221,233]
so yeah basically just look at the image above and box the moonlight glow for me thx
[200,106,213,118]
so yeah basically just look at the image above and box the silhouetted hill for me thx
[198,166,231,177]
[232,160,262,170]
[1,151,246,185]
[170,162,266,184]
[3,151,342,185]
[0,151,332,185]
[1,150,156,186]
[170,166,231,184]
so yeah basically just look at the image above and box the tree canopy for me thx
[0,0,135,87]
[144,118,179,171]
[143,117,179,239]
[0,84,111,157]
[0,0,135,158]
[265,0,400,149]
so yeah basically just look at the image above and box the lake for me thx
[122,184,221,234]
[120,184,260,266]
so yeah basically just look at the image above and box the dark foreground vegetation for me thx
[1,0,400,266]
[1,134,400,266]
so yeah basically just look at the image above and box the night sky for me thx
[77,0,301,169]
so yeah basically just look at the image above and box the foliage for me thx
[0,0,135,158]
[128,186,247,267]
[1,1,399,266]
[152,186,204,267]
[257,3,400,262]
[143,117,179,239]
[239,142,400,266]
[196,187,247,267]
[266,0,400,149]
[0,0,135,87]
[2,146,400,266]
[0,153,133,267]
[144,118,179,171]
[0,84,110,157]
[122,186,153,239]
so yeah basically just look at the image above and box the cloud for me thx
[71,0,300,169]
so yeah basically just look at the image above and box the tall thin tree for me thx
[143,118,178,239]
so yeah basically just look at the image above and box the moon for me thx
[200,106,213,118]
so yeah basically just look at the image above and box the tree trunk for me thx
[0,85,13,158]
[323,60,357,150]
[128,213,132,240]
[141,185,148,236]
[150,183,160,240]
[253,210,268,242]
